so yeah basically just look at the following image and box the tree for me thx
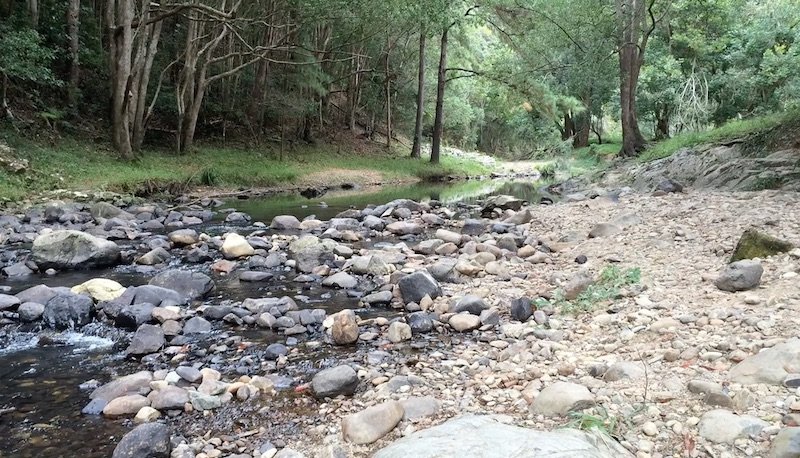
[410,32,426,158]
[66,0,80,110]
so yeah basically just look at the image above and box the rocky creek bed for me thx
[1,177,800,458]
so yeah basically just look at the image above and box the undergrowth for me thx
[554,265,641,314]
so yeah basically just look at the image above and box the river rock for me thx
[225,212,251,224]
[116,302,156,329]
[18,301,45,322]
[342,401,404,445]
[322,272,357,289]
[32,230,121,269]
[510,297,533,322]
[482,195,524,215]
[698,409,769,443]
[111,422,171,458]
[289,236,337,273]
[72,278,126,302]
[603,361,646,382]
[398,271,441,304]
[386,221,423,235]
[435,229,462,245]
[400,396,441,421]
[134,406,161,423]
[373,415,632,458]
[770,427,800,458]
[271,215,301,230]
[531,382,595,416]
[43,293,94,329]
[312,365,359,398]
[449,313,481,332]
[715,260,763,292]
[387,322,412,343]
[407,312,434,334]
[136,247,172,265]
[450,295,488,315]
[175,366,202,383]
[731,228,794,262]
[239,271,273,282]
[148,386,189,410]
[331,309,358,345]
[363,290,393,305]
[126,324,165,356]
[91,371,153,402]
[563,271,594,300]
[221,233,255,259]
[103,394,150,417]
[168,229,199,246]
[350,255,391,276]
[588,223,622,238]
[183,316,212,334]
[0,294,20,310]
[149,269,214,300]
[729,339,800,385]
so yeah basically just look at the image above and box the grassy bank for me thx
[0,134,490,202]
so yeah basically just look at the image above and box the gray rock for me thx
[406,312,434,334]
[188,391,221,410]
[265,343,289,360]
[224,212,251,224]
[449,313,481,332]
[385,221,423,235]
[239,271,273,282]
[175,366,202,383]
[342,401,404,445]
[126,324,165,356]
[769,427,800,458]
[331,309,358,345]
[136,247,172,266]
[510,297,533,322]
[450,295,488,315]
[350,255,391,276]
[387,322,412,343]
[398,271,441,304]
[15,284,58,304]
[112,422,170,458]
[482,195,524,215]
[18,302,45,322]
[43,294,94,329]
[656,178,683,194]
[563,272,593,300]
[729,339,800,385]
[373,415,632,458]
[312,365,359,398]
[149,269,214,300]
[322,272,357,289]
[271,215,301,230]
[288,236,337,273]
[715,260,763,292]
[91,371,153,402]
[698,409,769,443]
[588,223,622,239]
[414,239,444,255]
[116,303,156,329]
[2,262,33,276]
[32,230,121,270]
[400,396,441,421]
[531,382,595,416]
[168,229,199,246]
[0,293,20,310]
[603,361,645,382]
[363,290,393,305]
[148,386,189,410]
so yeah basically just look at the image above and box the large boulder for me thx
[32,230,121,270]
[126,324,165,356]
[331,309,359,345]
[71,278,126,302]
[729,339,800,385]
[149,270,214,300]
[714,260,763,292]
[271,215,301,230]
[111,422,171,458]
[373,415,632,458]
[698,409,769,444]
[398,271,441,304]
[288,236,337,273]
[312,365,359,398]
[731,228,793,262]
[43,294,94,329]
[221,233,255,259]
[91,371,153,402]
[481,195,524,216]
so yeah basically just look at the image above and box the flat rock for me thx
[322,272,357,289]
[373,415,632,458]
[32,230,121,270]
[400,396,441,421]
[531,382,595,416]
[312,365,359,398]
[342,401,404,445]
[698,409,769,443]
[111,422,170,458]
[729,339,800,385]
[149,269,214,300]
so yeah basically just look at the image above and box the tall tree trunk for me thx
[107,0,134,159]
[410,32,426,158]
[562,113,574,141]
[1,72,13,121]
[67,0,81,111]
[384,41,391,149]
[430,27,449,165]
[573,93,592,148]
[27,0,38,28]
[655,107,670,139]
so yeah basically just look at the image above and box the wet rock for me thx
[387,322,412,343]
[239,271,273,282]
[126,324,165,356]
[373,415,631,458]
[770,427,800,458]
[510,297,533,322]
[531,382,595,416]
[91,202,133,221]
[386,221,423,236]
[0,294,20,311]
[271,215,301,230]
[72,278,126,302]
[363,290,393,306]
[265,343,289,360]
[342,401,404,445]
[407,312,434,334]
[184,247,211,263]
[16,284,58,304]
[322,272,357,289]
[91,371,153,402]
[731,228,793,262]
[103,394,150,417]
[224,212,251,224]
[81,398,107,415]
[127,285,188,308]
[714,260,763,292]
[18,301,45,322]
[729,339,800,385]
[136,247,172,265]
[221,233,255,259]
[168,229,199,246]
[450,295,488,315]
[148,386,189,410]
[2,262,33,276]
[698,409,769,443]
[331,309,359,345]
[449,313,481,332]
[149,269,214,300]
[111,422,170,458]
[350,255,391,276]
[312,365,359,398]
[116,303,156,329]
[43,294,93,329]
[398,271,441,304]
[32,230,121,269]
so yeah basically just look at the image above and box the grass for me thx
[0,133,490,202]
[564,407,624,440]
[639,111,792,162]
[554,265,641,315]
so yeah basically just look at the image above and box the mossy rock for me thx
[731,228,793,262]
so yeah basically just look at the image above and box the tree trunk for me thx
[655,108,670,139]
[430,27,449,165]
[67,0,81,110]
[1,72,13,121]
[573,93,592,148]
[562,113,575,141]
[27,0,38,28]
[384,43,391,149]
[616,0,653,157]
[411,32,426,158]
[107,0,134,159]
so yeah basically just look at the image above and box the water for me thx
[0,177,546,456]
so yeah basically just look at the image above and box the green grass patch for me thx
[554,265,641,315]
[564,407,624,440]
[640,111,792,162]
[0,133,490,202]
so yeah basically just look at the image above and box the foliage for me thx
[0,26,58,86]
[563,406,624,439]
[555,265,641,314]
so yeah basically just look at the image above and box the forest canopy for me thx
[1,0,799,161]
